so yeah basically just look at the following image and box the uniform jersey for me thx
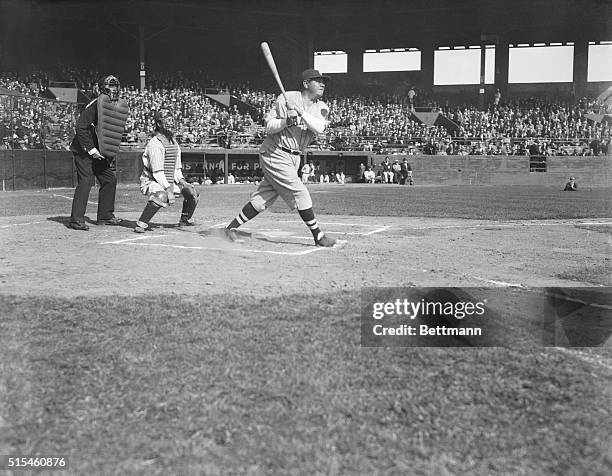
[260,91,329,155]
[140,134,185,194]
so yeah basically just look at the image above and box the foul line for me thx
[553,347,612,373]
[544,291,612,311]
[100,235,164,245]
[408,220,612,231]
[0,221,45,229]
[121,241,330,256]
[53,193,98,205]
[471,276,525,288]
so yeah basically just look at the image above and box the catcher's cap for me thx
[570,176,575,180]
[302,69,330,83]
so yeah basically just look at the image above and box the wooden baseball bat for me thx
[260,42,290,105]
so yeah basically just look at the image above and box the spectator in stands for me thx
[408,86,417,111]
[493,88,501,108]
[2,70,611,156]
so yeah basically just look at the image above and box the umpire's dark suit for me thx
[69,99,118,226]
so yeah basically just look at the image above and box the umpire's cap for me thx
[302,69,330,83]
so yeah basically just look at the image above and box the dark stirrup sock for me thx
[298,207,324,242]
[227,202,259,229]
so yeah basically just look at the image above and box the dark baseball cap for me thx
[302,69,330,83]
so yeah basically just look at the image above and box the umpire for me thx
[68,75,123,231]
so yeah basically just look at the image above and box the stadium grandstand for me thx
[0,0,611,186]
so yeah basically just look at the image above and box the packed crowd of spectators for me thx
[1,68,610,156]
[120,87,259,148]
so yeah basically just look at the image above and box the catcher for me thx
[134,110,199,233]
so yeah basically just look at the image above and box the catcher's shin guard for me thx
[137,197,164,228]
[180,185,199,221]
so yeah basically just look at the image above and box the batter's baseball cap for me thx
[302,69,330,83]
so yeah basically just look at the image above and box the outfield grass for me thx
[1,293,611,475]
[1,184,610,220]
[304,185,612,220]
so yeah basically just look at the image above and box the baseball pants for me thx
[70,153,117,224]
[249,149,312,212]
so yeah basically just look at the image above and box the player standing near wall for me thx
[68,75,127,230]
[224,69,337,247]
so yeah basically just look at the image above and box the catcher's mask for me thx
[99,75,120,101]
[153,109,176,143]
[154,109,175,132]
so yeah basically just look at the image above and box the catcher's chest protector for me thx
[96,94,129,157]
[158,135,179,184]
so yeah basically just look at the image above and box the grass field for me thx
[1,183,611,475]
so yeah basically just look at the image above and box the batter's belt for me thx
[280,145,301,156]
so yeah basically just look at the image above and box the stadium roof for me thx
[27,0,612,48]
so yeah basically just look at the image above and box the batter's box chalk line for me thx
[0,220,46,229]
[210,221,390,238]
[101,233,346,256]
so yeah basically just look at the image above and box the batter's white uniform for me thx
[249,91,328,212]
[139,134,185,196]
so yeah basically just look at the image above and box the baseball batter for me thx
[134,110,199,233]
[224,69,336,247]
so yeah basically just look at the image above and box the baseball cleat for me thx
[315,235,337,247]
[178,218,196,227]
[223,228,244,243]
[97,216,123,226]
[133,225,147,233]
[68,221,89,231]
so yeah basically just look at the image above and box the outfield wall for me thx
[366,155,611,186]
[0,149,609,190]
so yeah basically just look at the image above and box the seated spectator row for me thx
[1,69,610,156]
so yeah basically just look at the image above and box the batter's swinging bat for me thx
[260,42,290,105]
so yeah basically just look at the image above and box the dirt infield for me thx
[1,212,610,299]
[0,185,610,297]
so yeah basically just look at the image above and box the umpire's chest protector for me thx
[96,94,129,158]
